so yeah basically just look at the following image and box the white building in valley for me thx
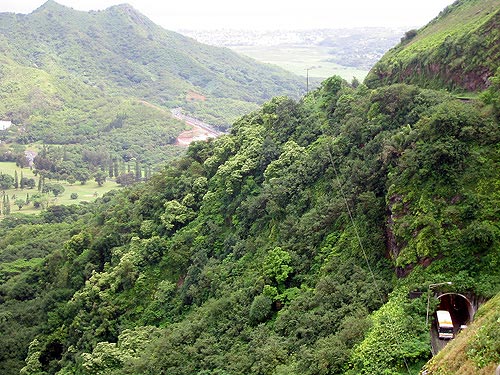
[0,121,12,130]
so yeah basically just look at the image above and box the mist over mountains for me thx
[182,27,406,71]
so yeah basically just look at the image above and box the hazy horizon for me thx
[1,0,455,31]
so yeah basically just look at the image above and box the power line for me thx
[325,143,414,375]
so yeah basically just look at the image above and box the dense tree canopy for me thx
[1,3,500,373]
[0,74,498,375]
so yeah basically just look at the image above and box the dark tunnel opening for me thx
[437,293,473,329]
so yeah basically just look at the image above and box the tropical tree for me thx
[15,199,25,210]
[94,171,107,186]
[0,174,14,190]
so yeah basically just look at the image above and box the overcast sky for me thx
[1,0,455,30]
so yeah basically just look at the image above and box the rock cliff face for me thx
[378,60,493,92]
[366,0,500,92]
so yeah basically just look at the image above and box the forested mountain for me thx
[366,0,500,92]
[1,0,304,126]
[0,1,304,167]
[0,0,499,375]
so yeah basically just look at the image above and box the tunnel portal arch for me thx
[437,293,475,327]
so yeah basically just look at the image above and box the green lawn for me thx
[0,162,121,217]
[0,162,37,177]
[232,45,368,82]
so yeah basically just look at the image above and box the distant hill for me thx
[0,1,304,131]
[365,0,500,91]
[181,28,405,81]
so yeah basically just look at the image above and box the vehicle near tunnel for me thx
[436,310,454,339]
[437,293,475,327]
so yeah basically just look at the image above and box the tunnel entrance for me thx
[430,292,478,355]
[437,293,474,328]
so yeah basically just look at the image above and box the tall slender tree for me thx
[113,159,119,178]
[108,159,114,178]
[120,160,126,175]
[135,160,141,182]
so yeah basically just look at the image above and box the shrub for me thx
[401,29,417,43]
[249,294,273,324]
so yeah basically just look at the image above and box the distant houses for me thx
[0,121,12,131]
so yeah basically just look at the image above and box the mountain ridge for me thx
[0,0,305,169]
[0,1,304,128]
[0,1,499,374]
[365,0,500,91]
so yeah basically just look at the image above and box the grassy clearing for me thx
[0,162,36,178]
[0,161,120,217]
[55,179,119,204]
[232,45,368,82]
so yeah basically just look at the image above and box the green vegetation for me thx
[0,162,119,216]
[0,1,499,375]
[0,1,303,129]
[0,0,304,181]
[423,293,500,374]
[0,71,498,374]
[366,0,500,92]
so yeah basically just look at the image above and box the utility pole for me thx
[305,66,318,94]
[306,67,310,94]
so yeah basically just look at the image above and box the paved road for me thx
[430,325,449,355]
[170,107,224,137]
[429,320,464,355]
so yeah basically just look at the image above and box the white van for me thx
[436,310,454,339]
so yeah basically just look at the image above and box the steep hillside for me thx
[0,1,499,375]
[365,0,500,92]
[0,1,305,178]
[0,1,303,129]
[0,54,186,166]
[1,74,498,374]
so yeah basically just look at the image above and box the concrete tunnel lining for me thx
[437,292,475,327]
